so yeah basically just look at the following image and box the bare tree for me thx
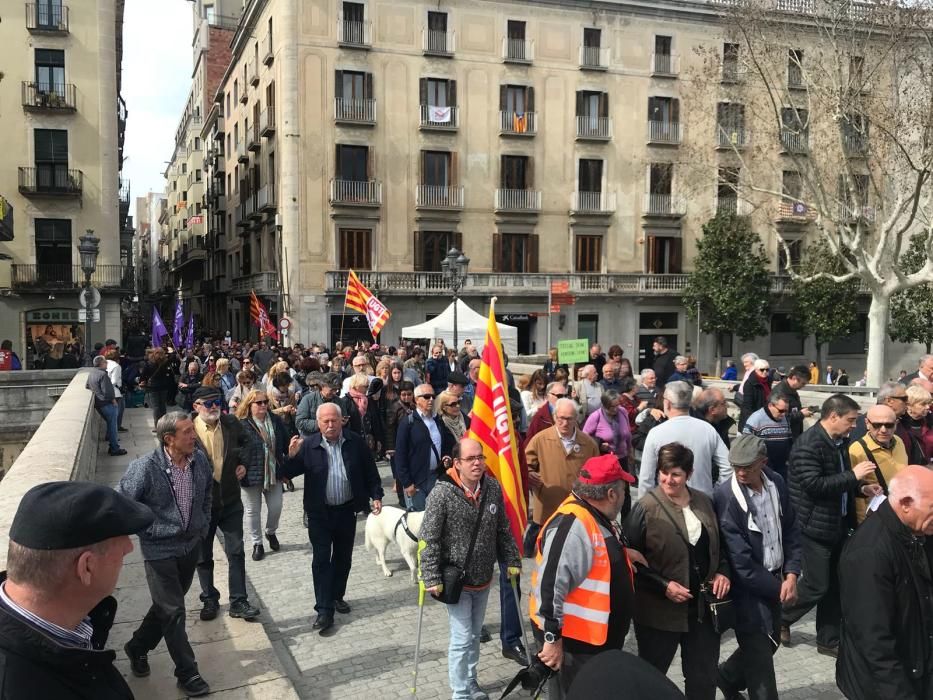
[693,0,933,384]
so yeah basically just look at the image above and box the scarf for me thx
[442,411,467,441]
[756,372,772,403]
[253,415,278,491]
[349,388,369,417]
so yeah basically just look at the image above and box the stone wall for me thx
[0,369,80,431]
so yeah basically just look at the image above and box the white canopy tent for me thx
[400,299,518,356]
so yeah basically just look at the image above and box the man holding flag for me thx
[344,270,391,339]
[173,298,184,348]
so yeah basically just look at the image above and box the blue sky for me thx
[122,0,193,199]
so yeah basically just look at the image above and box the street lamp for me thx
[78,229,100,363]
[441,247,470,350]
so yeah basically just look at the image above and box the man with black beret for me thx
[446,370,469,399]
[0,481,153,699]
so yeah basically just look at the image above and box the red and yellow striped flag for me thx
[345,269,391,339]
[249,290,278,340]
[468,299,526,548]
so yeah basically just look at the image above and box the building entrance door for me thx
[638,311,679,372]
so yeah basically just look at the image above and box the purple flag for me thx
[185,314,195,350]
[151,307,168,348]
[172,299,184,348]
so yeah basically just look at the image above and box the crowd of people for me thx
[0,330,932,699]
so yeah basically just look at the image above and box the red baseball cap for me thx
[578,454,636,485]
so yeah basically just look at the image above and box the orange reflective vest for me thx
[529,496,619,646]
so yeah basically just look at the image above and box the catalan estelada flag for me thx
[249,290,278,340]
[467,299,526,548]
[345,269,391,339]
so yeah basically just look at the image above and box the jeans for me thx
[447,586,491,699]
[241,483,284,545]
[130,547,200,680]
[720,599,782,700]
[498,560,522,648]
[307,503,357,615]
[196,500,248,605]
[98,402,120,452]
[635,614,721,700]
[148,389,169,425]
[782,532,844,647]
[116,394,126,429]
[404,473,437,512]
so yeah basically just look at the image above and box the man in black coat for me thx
[650,336,677,388]
[781,394,876,655]
[284,402,384,635]
[773,365,814,440]
[394,383,456,511]
[837,466,933,700]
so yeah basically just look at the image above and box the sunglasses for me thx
[418,394,435,399]
[197,399,223,408]
[550,392,567,398]
[253,399,269,406]
[446,401,462,407]
[868,420,896,429]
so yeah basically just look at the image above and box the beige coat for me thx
[525,426,600,525]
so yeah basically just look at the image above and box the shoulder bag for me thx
[432,485,489,605]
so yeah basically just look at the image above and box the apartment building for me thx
[0,0,130,365]
[204,0,920,371]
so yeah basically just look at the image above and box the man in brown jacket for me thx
[526,398,600,526]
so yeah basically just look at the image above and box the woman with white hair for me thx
[739,358,772,431]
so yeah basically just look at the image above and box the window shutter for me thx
[449,79,457,107]
[414,231,424,271]
[599,92,609,118]
[527,86,535,112]
[335,70,344,99]
[453,231,463,250]
[528,234,539,272]
[526,156,535,189]
[499,85,507,110]
[670,239,683,274]
[646,236,656,273]
[365,72,374,100]
[450,152,458,185]
[672,98,680,123]
[419,78,428,105]
[367,149,374,179]
[493,234,502,272]
[575,91,584,117]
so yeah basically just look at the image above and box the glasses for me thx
[197,399,223,408]
[459,454,486,463]
[253,399,269,406]
[868,420,896,430]
[550,392,567,398]
[446,401,462,407]
[889,395,908,402]
[418,394,435,400]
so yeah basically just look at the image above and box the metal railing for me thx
[495,188,541,211]
[647,120,681,144]
[579,45,609,69]
[780,130,809,153]
[576,116,613,140]
[258,185,277,211]
[721,63,747,83]
[776,0,815,13]
[643,193,687,216]
[21,82,76,111]
[247,59,258,86]
[248,125,261,151]
[18,166,82,196]
[499,111,537,135]
[420,104,459,129]
[329,179,382,205]
[842,132,868,156]
[232,271,279,294]
[572,191,616,213]
[840,203,875,223]
[260,106,275,136]
[502,37,534,62]
[423,28,455,55]
[11,264,130,289]
[787,66,806,90]
[416,184,464,209]
[651,53,679,76]
[236,138,248,162]
[716,125,749,148]
[26,3,69,32]
[338,19,371,47]
[334,97,376,124]
[716,196,752,216]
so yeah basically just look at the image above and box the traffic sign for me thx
[79,287,101,308]
[552,294,576,306]
[279,317,291,330]
[550,280,569,294]
[78,309,100,322]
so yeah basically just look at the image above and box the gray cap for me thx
[729,433,767,467]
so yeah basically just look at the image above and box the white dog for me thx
[364,505,423,583]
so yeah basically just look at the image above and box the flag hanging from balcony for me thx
[185,314,195,350]
[345,269,391,339]
[172,299,184,348]
[467,297,526,549]
[249,290,279,341]
[428,105,451,123]
[151,307,168,348]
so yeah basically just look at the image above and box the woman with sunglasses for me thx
[236,389,290,561]
[436,389,470,441]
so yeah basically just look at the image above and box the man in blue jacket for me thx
[394,383,456,510]
[714,434,802,700]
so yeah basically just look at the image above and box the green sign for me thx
[558,339,589,364]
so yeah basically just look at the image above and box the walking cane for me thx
[509,572,532,667]
[412,540,427,696]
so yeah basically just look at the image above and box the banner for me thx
[172,299,184,347]
[249,290,279,341]
[152,307,168,348]
[467,299,526,548]
[345,269,391,339]
[428,105,452,123]
[185,313,195,350]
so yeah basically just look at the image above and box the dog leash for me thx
[394,511,420,543]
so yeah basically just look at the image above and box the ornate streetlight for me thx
[77,229,100,363]
[441,247,470,350]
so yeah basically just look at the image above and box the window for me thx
[507,20,526,40]
[36,0,64,29]
[655,35,672,56]
[343,1,364,22]
[583,27,601,48]
[577,91,608,120]
[717,167,740,214]
[420,78,456,107]
[782,170,802,200]
[648,96,679,124]
[781,107,809,151]
[35,49,65,94]
[194,137,200,150]
[339,228,372,269]
[778,237,803,271]
[829,313,868,354]
[226,93,230,117]
[716,102,746,145]
[500,155,530,189]
[427,10,447,31]
[196,169,202,182]
[649,163,673,195]
[494,233,538,273]
[578,314,599,347]
[645,234,681,273]
[34,128,68,189]
[578,159,603,193]
[336,145,369,181]
[722,42,740,80]
[575,235,602,272]
[415,230,462,271]
[233,79,238,104]
[35,219,72,272]
[500,85,534,114]
[422,151,452,186]
[770,313,804,355]
[788,49,804,88]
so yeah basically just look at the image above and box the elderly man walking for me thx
[284,403,383,636]
[120,411,214,697]
[837,466,933,699]
[394,383,456,511]
[847,404,909,525]
[86,355,127,456]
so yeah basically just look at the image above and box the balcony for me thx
[721,63,747,84]
[420,104,459,130]
[258,185,277,212]
[776,200,815,222]
[329,179,382,206]
[780,130,809,154]
[842,132,869,157]
[260,106,276,136]
[18,166,82,198]
[232,271,279,295]
[338,19,371,48]
[499,111,537,136]
[651,53,679,77]
[213,194,226,213]
[647,120,682,145]
[715,196,753,217]
[579,45,609,70]
[11,264,131,290]
[643,193,687,217]
[716,125,750,149]
[576,116,612,141]
[415,184,464,209]
[840,203,875,224]
[572,191,617,214]
[787,67,806,90]
[502,37,534,63]
[263,34,274,65]
[334,98,376,125]
[247,60,259,87]
[495,188,541,212]
[239,90,247,105]
[236,138,248,163]
[22,82,76,112]
[248,126,261,152]
[26,3,69,33]
[244,194,258,220]
[423,28,455,56]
